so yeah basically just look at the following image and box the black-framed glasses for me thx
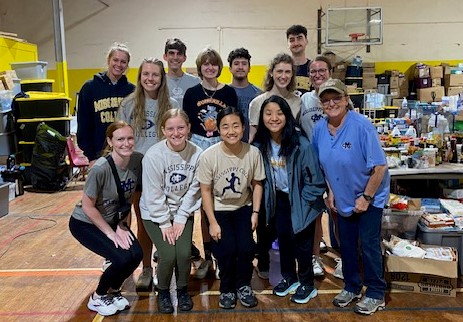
[309,68,328,76]
[320,95,345,106]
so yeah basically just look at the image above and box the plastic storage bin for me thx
[15,92,70,118]
[21,79,54,92]
[17,117,71,142]
[18,141,34,163]
[0,131,16,156]
[381,209,423,240]
[10,61,48,80]
[416,222,463,275]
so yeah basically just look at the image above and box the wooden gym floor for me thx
[1,182,462,322]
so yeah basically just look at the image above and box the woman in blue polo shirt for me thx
[312,79,389,316]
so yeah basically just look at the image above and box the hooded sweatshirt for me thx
[77,72,135,161]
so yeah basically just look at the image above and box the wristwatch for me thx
[362,193,374,202]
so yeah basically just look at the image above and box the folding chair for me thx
[66,135,89,184]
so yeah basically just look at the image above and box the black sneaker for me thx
[219,292,236,309]
[177,287,193,311]
[237,285,258,308]
[273,278,300,297]
[157,289,173,314]
[290,285,318,304]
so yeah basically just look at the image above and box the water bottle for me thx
[7,154,15,170]
[269,240,282,287]
[402,97,408,110]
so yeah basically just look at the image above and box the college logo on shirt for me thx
[342,142,352,150]
[121,178,136,193]
[170,173,187,184]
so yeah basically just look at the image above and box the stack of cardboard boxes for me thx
[362,62,377,90]
[415,64,445,103]
[444,66,463,96]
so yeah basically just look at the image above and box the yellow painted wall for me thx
[50,60,463,114]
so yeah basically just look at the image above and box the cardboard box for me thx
[384,244,458,297]
[432,78,442,87]
[0,74,14,90]
[363,72,376,79]
[363,77,378,89]
[362,62,375,68]
[444,74,463,87]
[447,86,463,96]
[417,86,445,102]
[392,98,404,107]
[430,66,444,79]
[363,67,375,74]
[390,76,399,89]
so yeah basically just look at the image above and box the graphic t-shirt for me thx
[183,84,238,138]
[295,59,311,97]
[71,152,143,224]
[300,90,324,140]
[197,142,265,211]
[270,140,288,193]
[119,96,179,154]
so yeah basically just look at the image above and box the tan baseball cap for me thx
[318,78,348,97]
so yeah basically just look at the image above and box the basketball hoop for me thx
[349,33,365,42]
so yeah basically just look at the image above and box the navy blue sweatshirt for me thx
[76,72,135,161]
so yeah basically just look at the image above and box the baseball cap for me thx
[318,78,348,97]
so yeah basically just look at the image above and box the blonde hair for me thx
[106,42,131,66]
[159,108,190,139]
[124,58,173,139]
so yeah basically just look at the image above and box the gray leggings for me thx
[143,217,193,290]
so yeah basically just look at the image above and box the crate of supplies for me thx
[382,209,423,240]
[416,222,463,275]
[17,117,71,142]
[10,61,48,80]
[15,92,70,118]
[21,79,54,92]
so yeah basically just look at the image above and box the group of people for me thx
[69,24,390,317]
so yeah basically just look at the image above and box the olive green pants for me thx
[143,217,193,290]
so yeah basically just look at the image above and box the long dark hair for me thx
[253,95,299,158]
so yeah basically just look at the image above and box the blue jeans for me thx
[211,205,255,293]
[338,205,386,300]
[190,133,221,151]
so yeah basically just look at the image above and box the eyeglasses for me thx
[309,68,328,76]
[320,95,345,106]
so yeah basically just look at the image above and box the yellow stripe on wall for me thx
[47,60,462,115]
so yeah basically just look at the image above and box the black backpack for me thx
[30,123,68,191]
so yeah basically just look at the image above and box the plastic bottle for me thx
[7,154,15,170]
[269,240,282,287]
[391,126,401,137]
[402,97,408,110]
[450,137,458,163]
[404,125,417,138]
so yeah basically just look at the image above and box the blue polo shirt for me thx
[312,111,390,216]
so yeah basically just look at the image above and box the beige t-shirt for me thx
[248,91,302,126]
[197,142,266,211]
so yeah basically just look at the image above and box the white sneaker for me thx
[214,257,220,280]
[312,256,324,276]
[109,291,130,311]
[333,258,344,279]
[101,259,111,272]
[153,265,158,286]
[87,294,118,316]
[320,239,328,253]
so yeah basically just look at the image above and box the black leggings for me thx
[69,216,143,295]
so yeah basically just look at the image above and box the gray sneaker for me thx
[332,289,362,308]
[354,296,385,315]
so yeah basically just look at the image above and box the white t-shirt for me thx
[300,90,324,140]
